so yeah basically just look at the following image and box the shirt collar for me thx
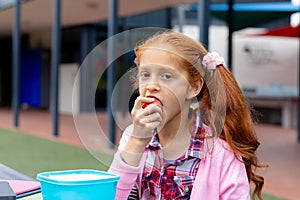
[147,129,161,150]
[147,116,205,160]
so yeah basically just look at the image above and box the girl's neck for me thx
[158,105,192,159]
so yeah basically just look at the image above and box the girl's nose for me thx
[145,82,160,92]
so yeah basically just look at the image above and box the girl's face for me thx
[138,49,199,125]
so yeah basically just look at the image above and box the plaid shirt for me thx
[140,122,205,200]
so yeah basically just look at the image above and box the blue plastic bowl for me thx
[36,169,120,200]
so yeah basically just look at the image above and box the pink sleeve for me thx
[192,138,250,200]
[108,151,144,200]
[219,146,250,200]
[108,125,146,200]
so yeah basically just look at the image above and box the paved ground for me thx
[0,107,299,199]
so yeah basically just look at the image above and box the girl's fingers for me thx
[140,112,162,124]
[132,96,155,111]
[130,96,163,138]
[131,96,162,122]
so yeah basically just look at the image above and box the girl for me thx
[109,31,265,199]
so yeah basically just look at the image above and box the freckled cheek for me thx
[164,86,189,108]
[162,96,181,121]
[161,83,183,97]
[163,91,180,107]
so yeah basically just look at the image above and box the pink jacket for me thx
[109,125,250,200]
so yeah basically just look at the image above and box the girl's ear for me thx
[187,78,203,100]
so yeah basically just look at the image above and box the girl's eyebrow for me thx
[139,64,176,71]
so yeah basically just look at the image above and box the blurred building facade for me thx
[0,0,297,117]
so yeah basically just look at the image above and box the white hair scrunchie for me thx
[202,52,225,71]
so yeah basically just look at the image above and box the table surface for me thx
[18,193,42,200]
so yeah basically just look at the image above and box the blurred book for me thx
[0,180,40,198]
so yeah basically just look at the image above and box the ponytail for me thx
[199,65,266,200]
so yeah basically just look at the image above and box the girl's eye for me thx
[161,73,172,80]
[140,72,150,78]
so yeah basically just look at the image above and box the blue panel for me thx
[191,2,299,12]
[20,49,41,107]
[233,2,300,12]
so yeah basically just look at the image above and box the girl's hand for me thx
[130,96,163,142]
[121,96,163,166]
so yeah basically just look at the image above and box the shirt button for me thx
[184,186,189,192]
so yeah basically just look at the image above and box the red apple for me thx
[142,99,162,109]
